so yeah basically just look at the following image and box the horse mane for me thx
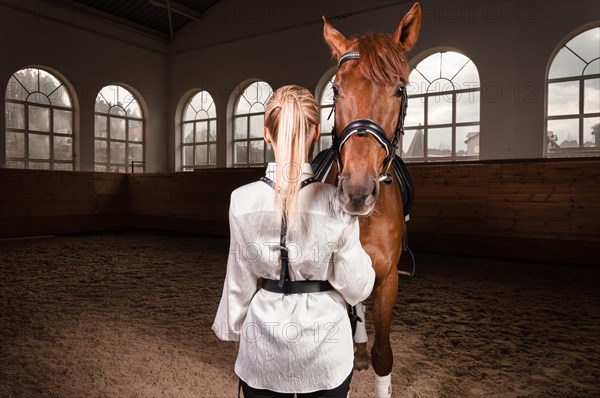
[349,33,407,85]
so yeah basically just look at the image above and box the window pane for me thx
[234,142,248,164]
[249,114,264,138]
[110,117,126,140]
[427,95,452,125]
[584,78,600,115]
[126,101,141,118]
[195,144,208,165]
[5,102,25,129]
[29,105,50,132]
[566,27,600,64]
[95,140,107,163]
[95,115,108,138]
[6,131,25,158]
[427,78,454,94]
[95,164,107,172]
[53,163,73,171]
[110,141,126,164]
[30,161,50,170]
[234,117,247,140]
[427,127,452,157]
[5,76,28,101]
[29,134,50,159]
[320,106,334,139]
[109,106,126,116]
[249,140,264,163]
[405,97,425,127]
[408,69,428,96]
[584,59,600,76]
[14,69,38,93]
[441,52,470,81]
[547,119,579,150]
[209,144,217,165]
[184,104,196,121]
[452,61,480,89]
[129,143,143,162]
[209,121,217,141]
[184,146,193,166]
[584,117,600,148]
[49,85,71,108]
[549,47,587,79]
[402,128,424,158]
[54,109,72,134]
[456,90,480,123]
[129,120,143,142]
[196,121,208,142]
[183,123,194,143]
[548,81,579,116]
[236,96,251,114]
[415,52,441,83]
[53,136,72,160]
[28,92,50,105]
[456,126,479,157]
[5,161,26,169]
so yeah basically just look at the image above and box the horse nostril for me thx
[371,179,378,196]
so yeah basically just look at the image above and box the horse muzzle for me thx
[337,175,379,215]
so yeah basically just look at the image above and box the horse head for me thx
[323,3,421,216]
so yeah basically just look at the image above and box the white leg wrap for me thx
[375,373,392,398]
[353,302,368,343]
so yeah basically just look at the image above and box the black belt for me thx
[262,279,333,294]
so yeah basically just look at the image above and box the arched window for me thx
[94,85,144,173]
[182,91,217,170]
[546,26,600,157]
[317,73,336,155]
[232,81,273,166]
[5,67,74,170]
[402,51,480,161]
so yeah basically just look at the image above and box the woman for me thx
[212,85,375,397]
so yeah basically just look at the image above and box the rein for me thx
[331,50,409,185]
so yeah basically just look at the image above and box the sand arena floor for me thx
[1,230,599,398]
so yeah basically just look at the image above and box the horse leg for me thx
[371,266,398,397]
[353,302,369,371]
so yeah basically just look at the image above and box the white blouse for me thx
[212,162,375,393]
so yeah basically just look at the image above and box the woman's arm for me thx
[329,217,375,306]
[212,201,258,341]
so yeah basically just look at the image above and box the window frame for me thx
[4,67,75,171]
[232,81,273,167]
[544,26,600,158]
[94,85,145,173]
[402,51,481,162]
[181,90,217,171]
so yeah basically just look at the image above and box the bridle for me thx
[330,50,409,185]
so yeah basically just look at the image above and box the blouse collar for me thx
[265,162,314,183]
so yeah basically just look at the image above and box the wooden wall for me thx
[0,169,127,237]
[1,159,598,264]
[407,159,599,265]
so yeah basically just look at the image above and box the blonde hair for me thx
[264,85,319,234]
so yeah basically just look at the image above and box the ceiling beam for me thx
[148,0,202,21]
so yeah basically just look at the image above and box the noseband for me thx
[331,50,409,185]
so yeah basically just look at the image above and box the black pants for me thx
[240,372,352,398]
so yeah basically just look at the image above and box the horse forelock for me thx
[350,33,408,86]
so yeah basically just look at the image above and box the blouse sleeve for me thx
[328,217,375,306]
[212,201,258,341]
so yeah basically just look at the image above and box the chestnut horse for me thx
[321,3,421,394]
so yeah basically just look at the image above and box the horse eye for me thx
[395,86,405,98]
[332,85,340,99]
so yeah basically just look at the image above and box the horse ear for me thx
[323,16,350,60]
[392,2,422,51]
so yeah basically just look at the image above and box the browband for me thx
[338,51,360,67]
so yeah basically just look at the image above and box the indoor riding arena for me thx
[1,1,599,398]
